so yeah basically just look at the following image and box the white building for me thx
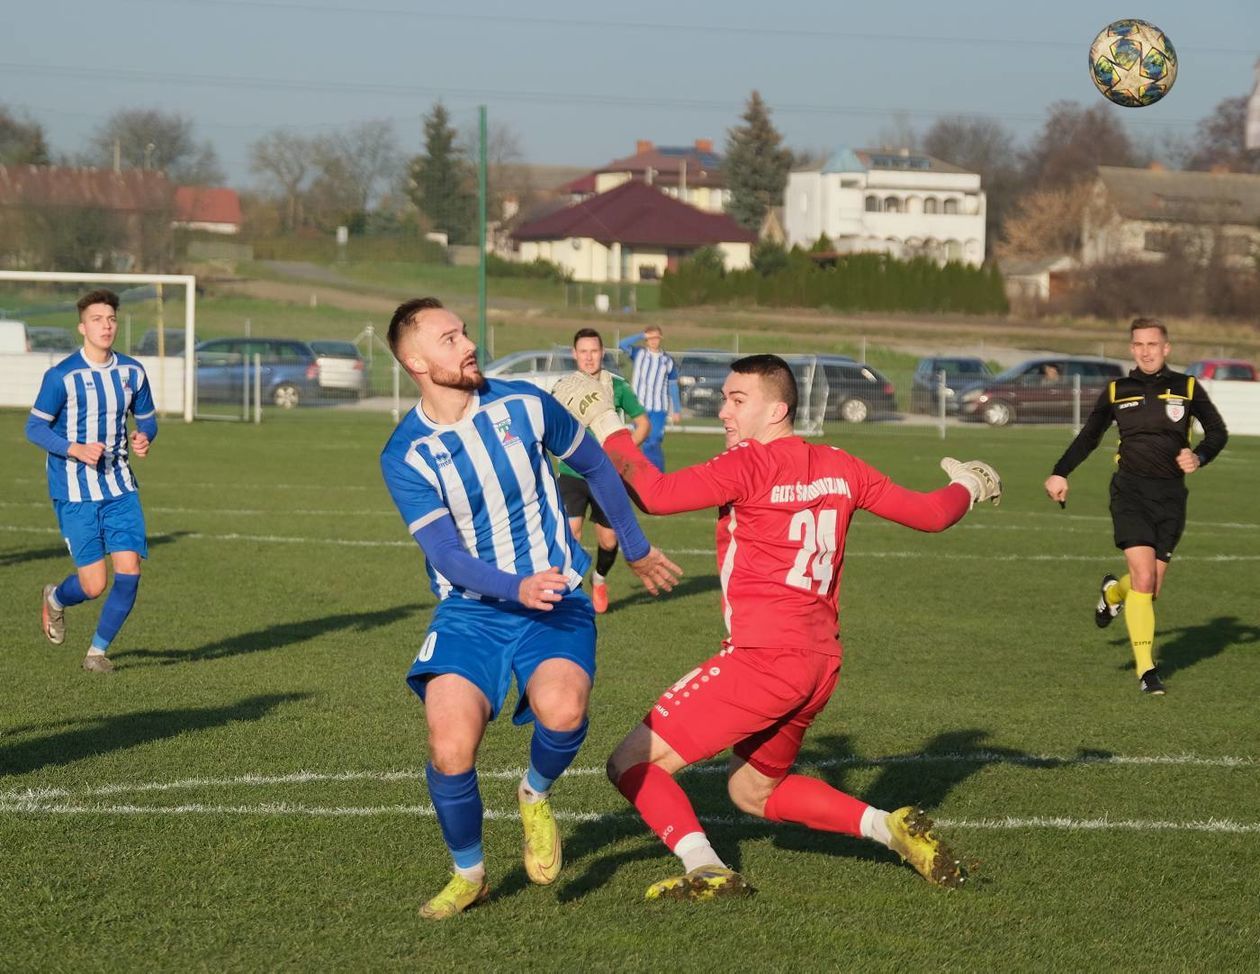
[785,148,986,266]
[1247,59,1260,151]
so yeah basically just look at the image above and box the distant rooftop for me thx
[816,148,969,175]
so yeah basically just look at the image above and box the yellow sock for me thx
[1124,590,1155,675]
[1106,574,1131,606]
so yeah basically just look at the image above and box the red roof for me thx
[512,180,755,247]
[557,172,597,194]
[0,165,172,211]
[174,186,242,226]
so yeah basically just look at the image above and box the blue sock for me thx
[526,719,589,793]
[425,765,484,870]
[54,574,91,609]
[89,573,140,654]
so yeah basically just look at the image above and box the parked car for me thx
[814,356,898,423]
[309,339,368,399]
[1185,359,1257,381]
[195,337,322,408]
[482,347,622,392]
[134,328,187,356]
[0,319,30,353]
[958,356,1125,426]
[27,326,78,352]
[910,356,993,414]
[677,350,739,416]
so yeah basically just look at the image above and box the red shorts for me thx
[643,644,841,778]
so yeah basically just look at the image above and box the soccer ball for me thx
[1089,19,1178,107]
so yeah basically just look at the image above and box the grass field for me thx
[1,409,1258,972]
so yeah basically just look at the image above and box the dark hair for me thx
[77,289,119,316]
[1130,317,1168,340]
[572,327,603,347]
[388,297,445,358]
[730,353,798,422]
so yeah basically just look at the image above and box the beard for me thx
[428,360,484,391]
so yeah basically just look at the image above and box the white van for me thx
[0,320,31,353]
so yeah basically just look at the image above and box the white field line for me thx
[2,523,1258,561]
[2,751,1251,805]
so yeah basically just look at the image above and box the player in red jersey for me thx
[553,354,1001,900]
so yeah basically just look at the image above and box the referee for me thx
[1044,318,1228,695]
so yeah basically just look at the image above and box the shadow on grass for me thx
[0,692,308,777]
[610,573,722,613]
[117,605,419,667]
[0,531,191,568]
[1112,615,1260,679]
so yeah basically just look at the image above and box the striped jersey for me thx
[30,350,156,503]
[626,347,678,412]
[380,378,591,602]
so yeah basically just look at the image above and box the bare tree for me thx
[997,183,1096,260]
[922,115,1022,245]
[249,131,314,231]
[0,104,50,166]
[1023,101,1135,190]
[88,108,224,184]
[459,119,526,220]
[311,120,401,218]
[1183,96,1260,174]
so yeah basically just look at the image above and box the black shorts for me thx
[558,474,610,528]
[1109,470,1188,562]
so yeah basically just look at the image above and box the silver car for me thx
[310,340,368,399]
[482,347,623,392]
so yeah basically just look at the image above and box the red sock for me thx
[762,774,868,837]
[615,762,703,852]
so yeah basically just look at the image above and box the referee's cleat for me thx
[41,584,65,645]
[419,873,489,920]
[591,582,609,614]
[520,791,562,885]
[1139,668,1167,695]
[82,653,114,674]
[887,806,967,889]
[1095,573,1122,629]
[645,865,754,902]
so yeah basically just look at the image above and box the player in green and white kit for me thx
[555,328,649,613]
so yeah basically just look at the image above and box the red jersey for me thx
[604,431,970,655]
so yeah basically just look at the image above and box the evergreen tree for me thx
[408,102,476,244]
[724,91,793,232]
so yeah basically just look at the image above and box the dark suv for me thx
[815,357,897,423]
[958,356,1125,426]
[910,356,992,414]
[196,338,322,408]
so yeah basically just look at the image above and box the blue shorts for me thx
[53,493,148,568]
[406,592,596,726]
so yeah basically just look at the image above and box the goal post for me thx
[0,269,197,422]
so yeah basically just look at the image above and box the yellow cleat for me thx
[887,806,967,889]
[418,873,489,920]
[520,794,562,885]
[645,865,754,902]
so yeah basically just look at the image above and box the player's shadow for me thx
[0,692,308,777]
[1112,615,1259,678]
[117,605,417,666]
[611,573,722,612]
[0,530,190,568]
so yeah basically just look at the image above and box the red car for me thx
[1185,359,1257,381]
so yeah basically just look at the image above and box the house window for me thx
[923,197,938,214]
[840,178,860,188]
[865,195,880,212]
[1144,230,1171,253]
[943,198,959,215]
[884,196,901,213]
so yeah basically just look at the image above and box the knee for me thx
[80,576,107,600]
[726,778,769,818]
[535,697,587,732]
[427,740,476,776]
[1130,571,1156,594]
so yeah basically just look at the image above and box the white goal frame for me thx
[0,269,197,423]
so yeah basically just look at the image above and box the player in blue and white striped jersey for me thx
[380,298,680,920]
[618,326,681,471]
[25,289,158,674]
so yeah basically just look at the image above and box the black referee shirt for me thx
[1052,366,1228,480]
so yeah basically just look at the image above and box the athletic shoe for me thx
[1139,668,1166,695]
[520,791,562,885]
[887,806,966,889]
[591,582,609,614]
[1095,573,1122,629]
[82,653,114,674]
[418,873,489,920]
[644,865,753,902]
[41,584,65,645]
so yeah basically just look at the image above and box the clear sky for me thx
[6,0,1258,186]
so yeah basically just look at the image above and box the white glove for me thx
[940,457,1002,507]
[551,371,623,444]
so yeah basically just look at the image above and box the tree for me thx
[460,119,526,223]
[408,102,476,244]
[1183,96,1260,174]
[996,183,1096,260]
[724,91,793,232]
[312,120,401,217]
[0,104,50,166]
[1023,101,1135,190]
[249,131,314,231]
[88,108,224,184]
[921,115,1023,246]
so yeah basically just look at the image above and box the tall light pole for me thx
[477,106,488,364]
